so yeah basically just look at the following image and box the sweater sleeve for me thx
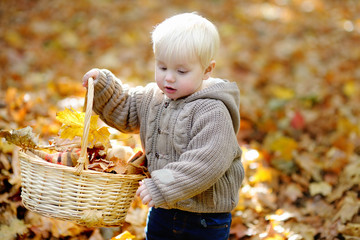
[92,69,144,133]
[144,100,240,208]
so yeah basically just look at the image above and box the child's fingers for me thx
[148,200,155,207]
[142,194,151,205]
[137,184,154,206]
[139,187,149,200]
[142,194,154,207]
[82,69,100,87]
[136,181,147,197]
[136,184,145,196]
[82,79,88,87]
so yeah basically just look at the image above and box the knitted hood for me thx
[184,78,240,134]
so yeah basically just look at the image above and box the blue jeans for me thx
[145,207,232,240]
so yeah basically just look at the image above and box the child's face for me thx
[155,55,208,100]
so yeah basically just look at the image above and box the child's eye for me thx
[178,70,187,74]
[159,66,167,71]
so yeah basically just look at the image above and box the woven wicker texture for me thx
[19,78,145,227]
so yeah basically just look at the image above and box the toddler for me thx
[82,12,244,240]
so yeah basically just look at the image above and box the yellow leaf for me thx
[270,86,295,100]
[0,138,14,154]
[265,234,285,240]
[111,230,136,240]
[56,108,84,128]
[56,108,110,147]
[337,116,360,135]
[250,166,273,184]
[342,81,358,97]
[92,126,111,146]
[269,136,298,160]
[4,30,23,48]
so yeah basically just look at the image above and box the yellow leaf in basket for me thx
[56,108,110,147]
[56,108,84,128]
[111,230,135,240]
[92,126,111,147]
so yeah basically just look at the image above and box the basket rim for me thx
[19,150,145,180]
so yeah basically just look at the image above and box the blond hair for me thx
[152,12,220,69]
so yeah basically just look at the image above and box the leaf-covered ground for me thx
[1,0,360,239]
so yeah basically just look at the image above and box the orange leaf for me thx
[111,230,135,240]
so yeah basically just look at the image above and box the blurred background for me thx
[0,0,359,239]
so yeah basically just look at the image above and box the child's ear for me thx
[203,60,216,80]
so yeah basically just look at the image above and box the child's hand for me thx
[136,180,155,207]
[82,68,100,87]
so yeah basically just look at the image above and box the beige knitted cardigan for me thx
[93,69,244,213]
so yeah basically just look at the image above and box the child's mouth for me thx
[165,86,176,94]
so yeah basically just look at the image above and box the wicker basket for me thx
[19,78,145,227]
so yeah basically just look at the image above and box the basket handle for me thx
[75,77,94,175]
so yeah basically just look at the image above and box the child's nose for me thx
[165,71,175,82]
